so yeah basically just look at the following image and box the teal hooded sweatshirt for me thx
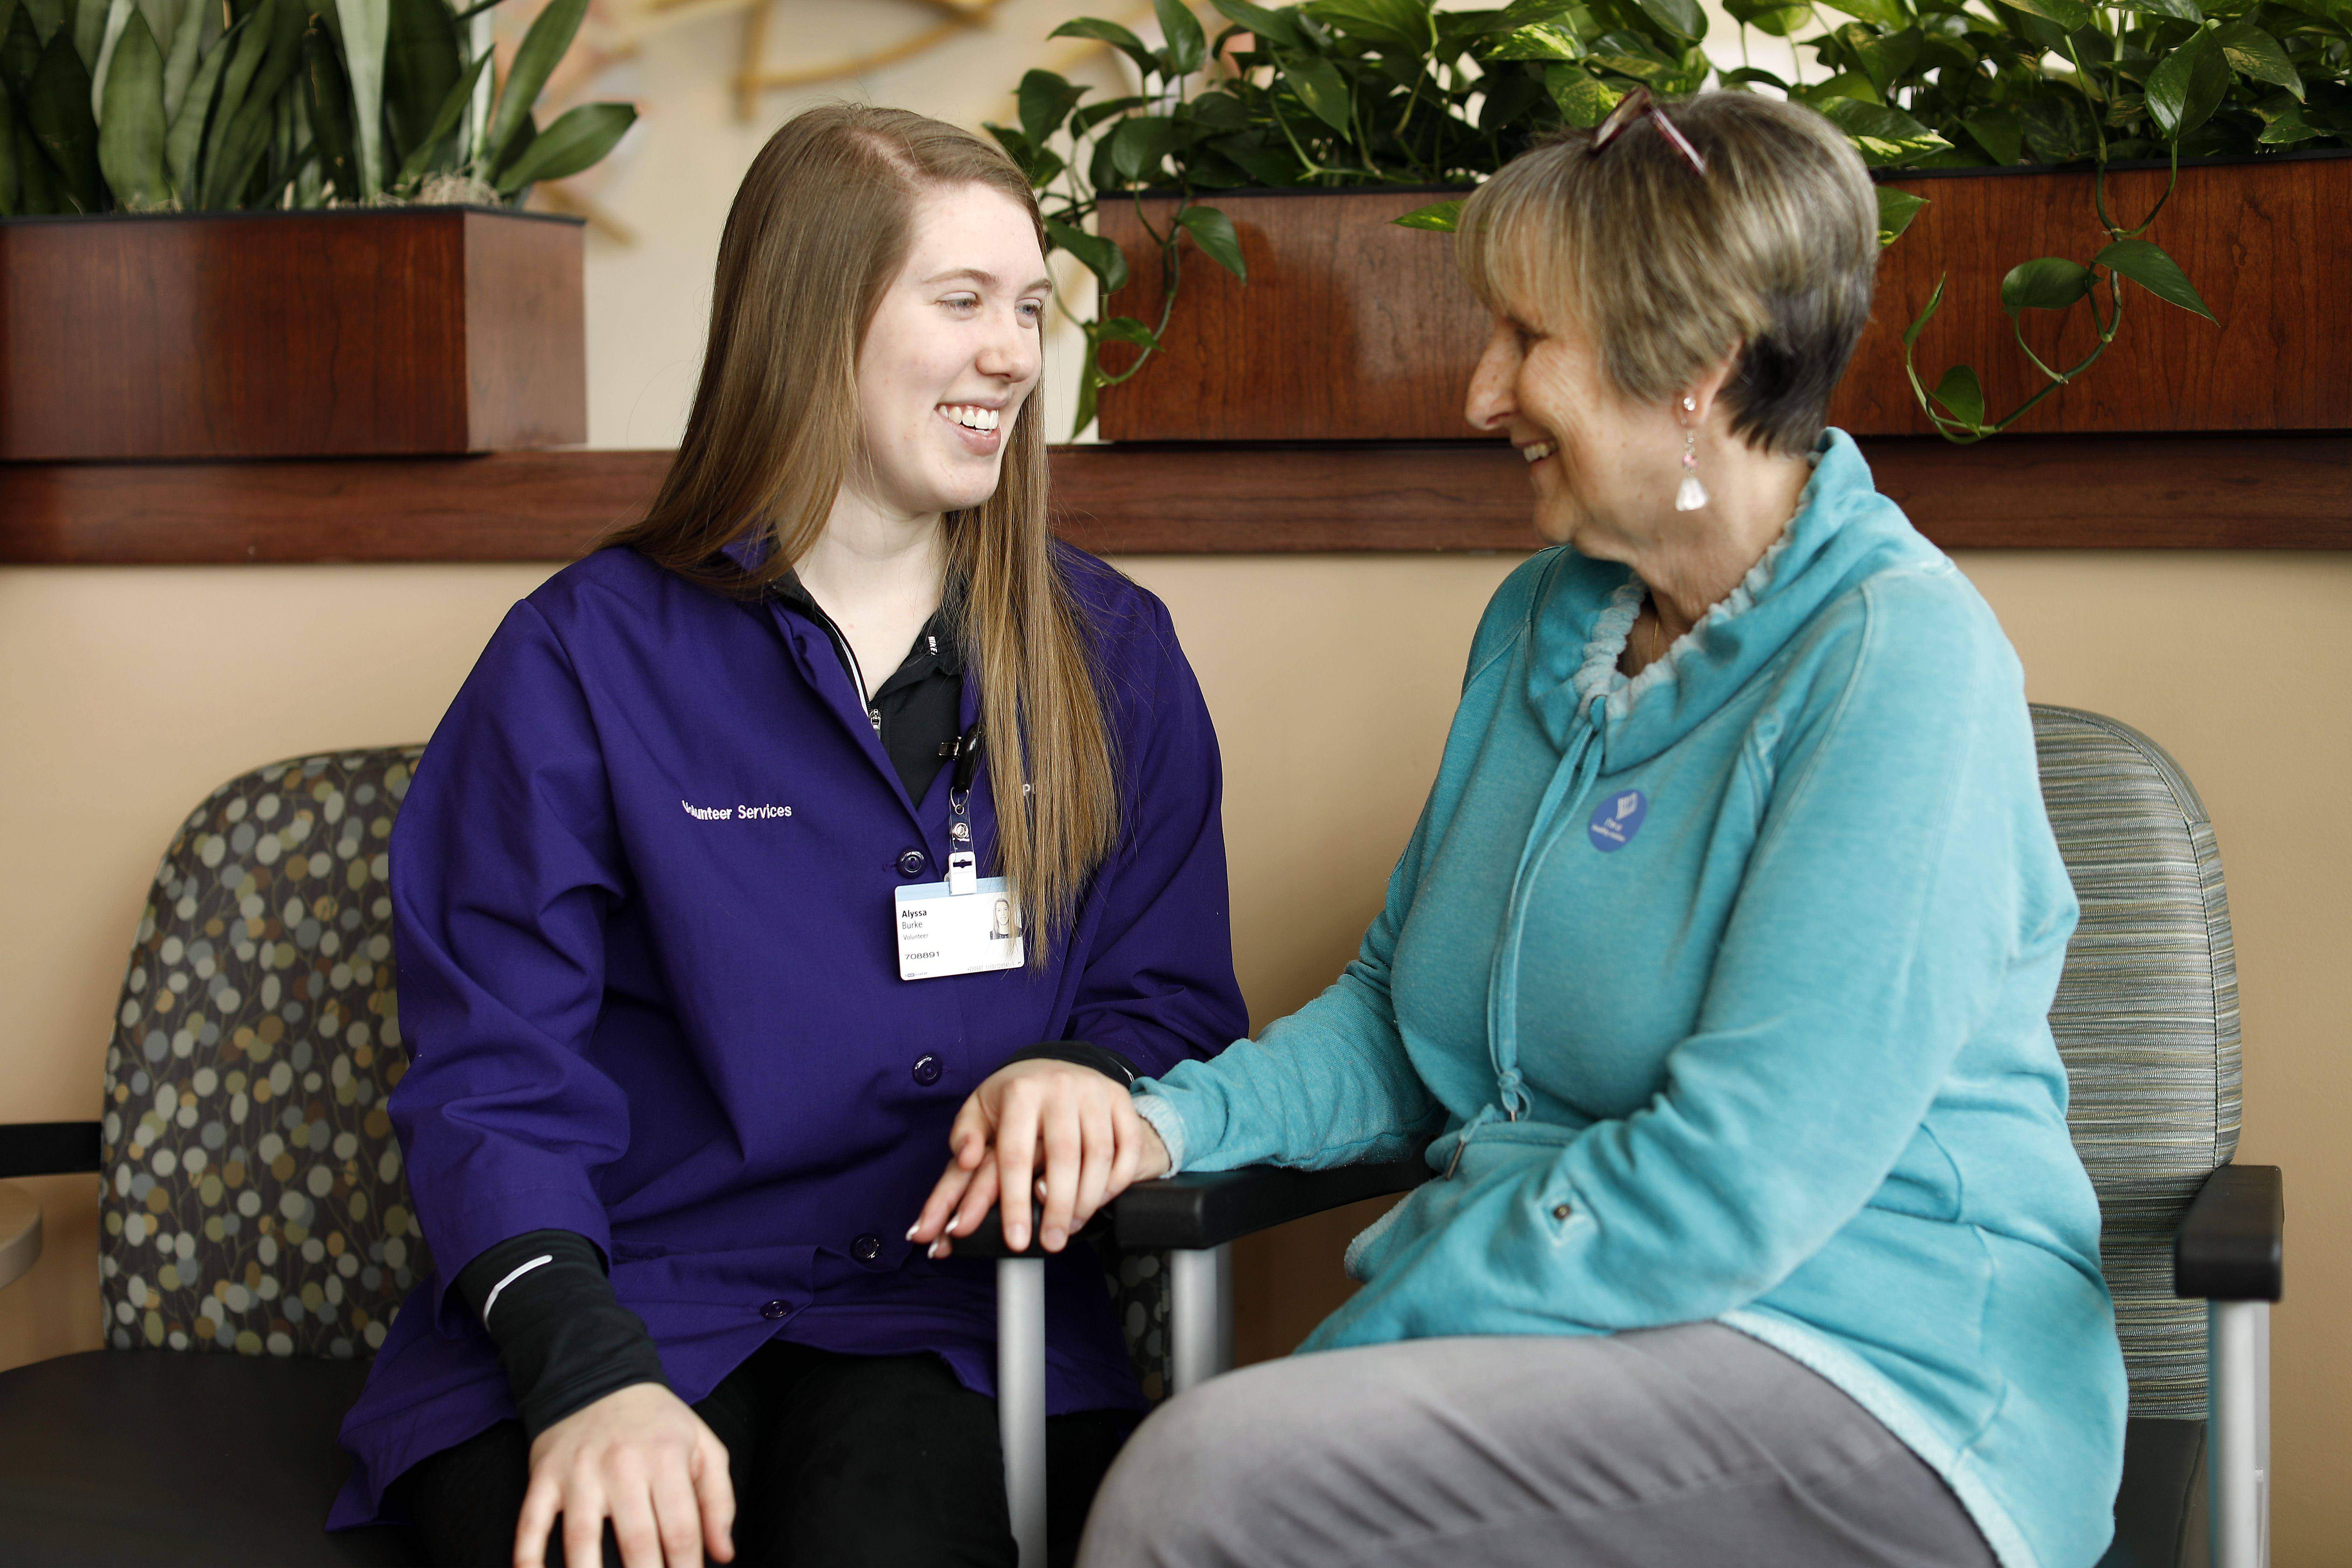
[1136,433,2128,1568]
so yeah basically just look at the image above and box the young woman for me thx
[327,105,1245,1568]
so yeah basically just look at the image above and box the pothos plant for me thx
[993,0,2347,442]
[0,0,633,217]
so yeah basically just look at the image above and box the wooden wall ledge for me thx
[0,435,2345,565]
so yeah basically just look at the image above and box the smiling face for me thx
[848,181,1051,522]
[1463,293,1687,557]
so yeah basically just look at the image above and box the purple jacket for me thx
[331,543,1245,1525]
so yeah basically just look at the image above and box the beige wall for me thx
[3,551,2348,1560]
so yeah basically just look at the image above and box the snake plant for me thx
[0,0,634,215]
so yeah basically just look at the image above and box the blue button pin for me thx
[1587,789,1647,852]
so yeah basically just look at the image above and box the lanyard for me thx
[946,722,982,895]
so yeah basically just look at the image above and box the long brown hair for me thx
[603,103,1119,956]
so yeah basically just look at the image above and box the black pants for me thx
[397,1341,1136,1568]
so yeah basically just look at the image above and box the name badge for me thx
[895,874,1024,980]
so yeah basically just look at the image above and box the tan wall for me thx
[2,551,2347,1560]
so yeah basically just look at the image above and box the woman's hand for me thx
[515,1382,734,1568]
[910,1060,1170,1255]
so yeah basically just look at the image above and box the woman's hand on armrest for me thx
[909,1061,1170,1256]
[516,1382,733,1568]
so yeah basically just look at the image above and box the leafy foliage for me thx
[1004,0,2345,438]
[0,0,634,216]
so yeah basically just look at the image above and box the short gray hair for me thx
[1456,92,1877,456]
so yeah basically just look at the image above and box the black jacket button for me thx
[897,849,928,877]
[760,1299,789,1320]
[852,1234,883,1264]
[912,1054,943,1086]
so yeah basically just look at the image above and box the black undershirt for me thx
[774,572,964,802]
[456,595,1143,1432]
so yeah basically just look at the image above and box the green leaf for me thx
[1996,0,2090,29]
[1730,1,1812,34]
[1153,0,1206,74]
[24,24,101,209]
[0,78,19,212]
[332,0,385,195]
[75,0,110,77]
[1282,55,1351,131]
[2144,28,2227,141]
[95,4,165,204]
[1630,0,1704,41]
[156,0,197,121]
[1544,61,1621,126]
[1393,196,1463,230]
[202,0,300,207]
[1931,364,1984,427]
[1176,202,1246,279]
[1814,93,1949,164]
[490,97,627,193]
[1876,185,1925,246]
[1302,0,1437,51]
[2,6,43,95]
[1046,16,1160,77]
[2095,236,2216,321]
[1108,112,1174,183]
[1098,314,1158,347]
[383,0,459,163]
[1044,215,1130,295]
[1069,92,1147,137]
[2208,19,2301,98]
[482,0,576,174]
[2000,255,2094,313]
[1961,106,2022,164]
[1482,20,1580,57]
[1815,0,1906,26]
[298,18,354,198]
[394,40,485,186]
[132,0,173,58]
[1205,0,1303,48]
[1016,69,1085,150]
[2107,0,2198,18]
[164,7,239,202]
[2253,90,2322,143]
[1903,274,1945,346]
[20,0,57,42]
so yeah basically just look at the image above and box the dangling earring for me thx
[1675,395,1709,512]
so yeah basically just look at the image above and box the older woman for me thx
[918,89,2128,1567]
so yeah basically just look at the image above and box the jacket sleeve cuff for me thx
[1004,1040,1140,1086]
[1132,1091,1189,1176]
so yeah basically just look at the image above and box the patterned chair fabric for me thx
[97,746,1175,1393]
[2032,705,2239,1420]
[99,750,429,1359]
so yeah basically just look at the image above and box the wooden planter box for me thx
[1098,153,2352,442]
[0,206,586,462]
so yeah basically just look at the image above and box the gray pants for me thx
[1076,1322,1997,1568]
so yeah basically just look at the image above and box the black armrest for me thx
[0,1122,103,1180]
[2174,1163,2283,1302]
[953,1153,1432,1258]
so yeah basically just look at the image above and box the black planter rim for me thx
[1122,142,2352,200]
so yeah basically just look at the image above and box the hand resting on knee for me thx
[513,1383,734,1568]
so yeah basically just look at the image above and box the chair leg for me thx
[997,1256,1047,1568]
[1168,1244,1233,1396]
[2208,1300,2270,1568]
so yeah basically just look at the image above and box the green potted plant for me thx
[996,0,2348,442]
[0,0,635,460]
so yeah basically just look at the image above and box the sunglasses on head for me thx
[1589,86,1707,176]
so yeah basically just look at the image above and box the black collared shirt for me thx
[775,573,965,802]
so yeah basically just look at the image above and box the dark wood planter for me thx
[0,206,586,462]
[1097,152,2352,442]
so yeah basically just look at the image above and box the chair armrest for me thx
[953,1154,1432,1258]
[0,1122,102,1180]
[2174,1163,2283,1302]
